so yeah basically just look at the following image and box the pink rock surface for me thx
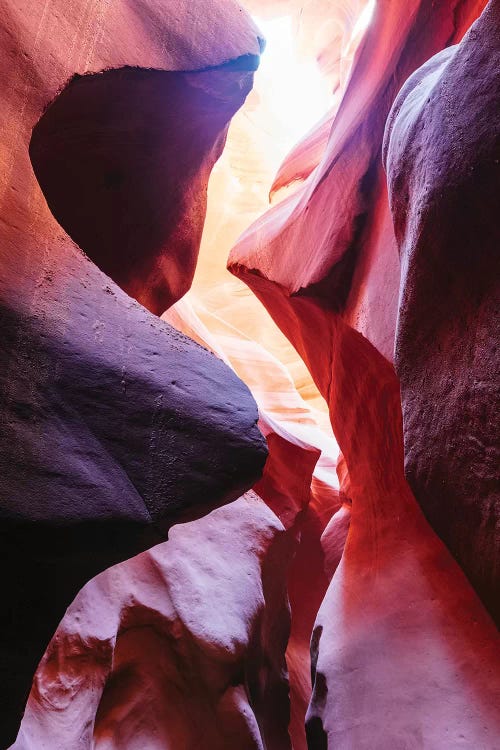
[228,0,499,747]
[29,62,258,315]
[384,0,500,623]
[230,0,488,360]
[12,494,293,750]
[164,296,341,750]
[270,107,336,200]
[0,0,266,741]
[2,0,499,746]
[304,322,500,748]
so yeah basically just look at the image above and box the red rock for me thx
[270,107,336,200]
[0,0,266,742]
[164,295,340,750]
[228,0,497,747]
[321,456,351,580]
[384,0,500,623]
[303,322,500,748]
[2,0,499,745]
[230,0,488,361]
[29,63,258,315]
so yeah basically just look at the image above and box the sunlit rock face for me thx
[384,0,500,624]
[0,0,267,743]
[229,0,500,747]
[163,297,341,750]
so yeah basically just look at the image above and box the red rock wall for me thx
[0,0,266,743]
[229,0,500,747]
[1,0,499,747]
[13,493,293,750]
[384,0,500,624]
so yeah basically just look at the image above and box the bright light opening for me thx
[251,15,333,154]
[351,0,376,40]
[192,1,379,432]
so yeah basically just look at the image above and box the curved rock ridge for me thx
[266,0,371,200]
[243,0,365,91]
[0,0,266,742]
[11,493,293,750]
[2,0,500,746]
[230,0,488,359]
[304,320,500,749]
[9,286,340,750]
[384,0,500,623]
[30,64,257,315]
[269,106,337,200]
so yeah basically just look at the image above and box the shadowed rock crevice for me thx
[30,64,256,315]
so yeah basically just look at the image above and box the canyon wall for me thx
[0,0,499,748]
[0,0,266,743]
[229,0,500,747]
[385,0,500,624]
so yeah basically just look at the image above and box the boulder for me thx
[384,0,500,623]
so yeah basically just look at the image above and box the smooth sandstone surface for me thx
[1,0,499,747]
[12,493,293,750]
[29,63,258,315]
[0,0,266,742]
[304,320,500,749]
[384,0,500,624]
[164,296,341,750]
[229,0,499,747]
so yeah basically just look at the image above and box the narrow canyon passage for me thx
[0,1,499,749]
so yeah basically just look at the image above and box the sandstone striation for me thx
[228,0,499,747]
[1,0,500,747]
[164,296,341,750]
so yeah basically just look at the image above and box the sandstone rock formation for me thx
[12,493,293,750]
[0,0,266,742]
[304,322,500,749]
[164,297,341,750]
[228,0,500,747]
[12,291,341,748]
[1,0,500,747]
[384,0,500,624]
[29,62,258,315]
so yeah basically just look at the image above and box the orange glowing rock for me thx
[229,0,498,746]
[1,0,499,746]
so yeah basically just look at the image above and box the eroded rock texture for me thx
[12,493,292,750]
[0,0,266,742]
[164,297,341,750]
[384,0,500,624]
[29,62,259,315]
[228,0,500,747]
[304,322,500,749]
[2,0,500,747]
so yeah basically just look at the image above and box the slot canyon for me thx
[0,0,499,747]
